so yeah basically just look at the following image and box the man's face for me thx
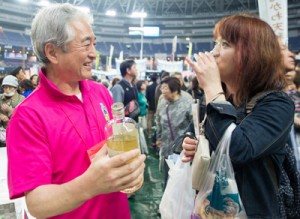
[55,18,97,82]
[17,69,26,81]
[127,64,138,79]
[2,85,17,96]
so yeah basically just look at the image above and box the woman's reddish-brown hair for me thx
[213,14,286,104]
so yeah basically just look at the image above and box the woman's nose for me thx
[210,48,219,57]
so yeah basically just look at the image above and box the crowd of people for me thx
[1,2,300,219]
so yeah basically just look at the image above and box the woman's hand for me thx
[182,137,197,162]
[186,52,221,91]
[186,53,225,103]
[155,140,161,148]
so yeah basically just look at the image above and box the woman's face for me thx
[278,38,295,71]
[160,84,178,101]
[211,36,236,83]
[31,75,38,86]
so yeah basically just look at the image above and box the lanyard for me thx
[56,96,103,147]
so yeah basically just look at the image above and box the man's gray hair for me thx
[31,3,91,65]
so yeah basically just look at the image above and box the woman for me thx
[187,76,204,100]
[0,75,25,147]
[136,80,148,130]
[156,77,193,189]
[30,74,39,89]
[0,75,25,128]
[19,79,34,97]
[184,14,294,218]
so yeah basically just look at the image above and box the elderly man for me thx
[6,3,145,219]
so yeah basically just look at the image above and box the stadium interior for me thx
[0,0,300,73]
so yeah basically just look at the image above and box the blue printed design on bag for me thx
[207,170,241,215]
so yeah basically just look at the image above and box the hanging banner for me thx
[172,36,177,54]
[157,59,183,72]
[95,52,100,70]
[115,58,147,76]
[119,51,124,61]
[258,0,288,45]
[188,42,193,59]
[109,45,114,67]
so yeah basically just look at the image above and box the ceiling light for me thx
[106,10,116,16]
[131,12,147,18]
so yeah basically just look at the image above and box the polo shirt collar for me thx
[38,68,91,101]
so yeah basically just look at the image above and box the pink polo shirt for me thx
[7,69,130,219]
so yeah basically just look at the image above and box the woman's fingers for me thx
[182,137,197,162]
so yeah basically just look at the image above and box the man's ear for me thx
[126,67,131,75]
[44,43,58,64]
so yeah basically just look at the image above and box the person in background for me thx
[19,79,34,98]
[0,75,25,129]
[136,80,147,130]
[0,75,25,147]
[9,66,26,82]
[111,59,139,121]
[30,74,39,89]
[156,77,193,190]
[277,38,300,169]
[101,80,110,89]
[155,71,170,110]
[6,4,145,219]
[89,75,99,82]
[111,77,120,89]
[146,74,158,138]
[172,72,188,91]
[186,76,204,100]
[184,14,294,218]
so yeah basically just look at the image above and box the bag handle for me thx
[166,104,175,141]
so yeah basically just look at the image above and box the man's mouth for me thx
[83,62,93,67]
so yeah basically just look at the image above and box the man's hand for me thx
[82,146,146,197]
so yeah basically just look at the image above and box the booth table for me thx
[0,147,34,219]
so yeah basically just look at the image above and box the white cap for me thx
[2,75,19,87]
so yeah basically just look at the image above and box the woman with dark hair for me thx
[10,66,26,82]
[156,77,193,189]
[136,80,147,129]
[183,14,294,218]
[19,79,34,97]
[186,76,204,100]
[30,74,39,89]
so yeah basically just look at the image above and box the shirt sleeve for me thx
[7,106,52,199]
[110,84,124,103]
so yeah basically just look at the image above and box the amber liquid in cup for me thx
[106,122,143,193]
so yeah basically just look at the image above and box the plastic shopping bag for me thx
[159,152,196,219]
[138,126,148,154]
[191,123,247,219]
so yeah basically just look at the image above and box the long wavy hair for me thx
[213,14,286,105]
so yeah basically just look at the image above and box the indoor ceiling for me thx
[0,0,300,43]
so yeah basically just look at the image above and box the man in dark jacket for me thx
[111,60,139,121]
[146,74,158,137]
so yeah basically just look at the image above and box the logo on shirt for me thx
[100,103,110,122]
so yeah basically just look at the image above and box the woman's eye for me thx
[221,42,229,48]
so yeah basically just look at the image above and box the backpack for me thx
[246,91,300,219]
[118,80,140,120]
